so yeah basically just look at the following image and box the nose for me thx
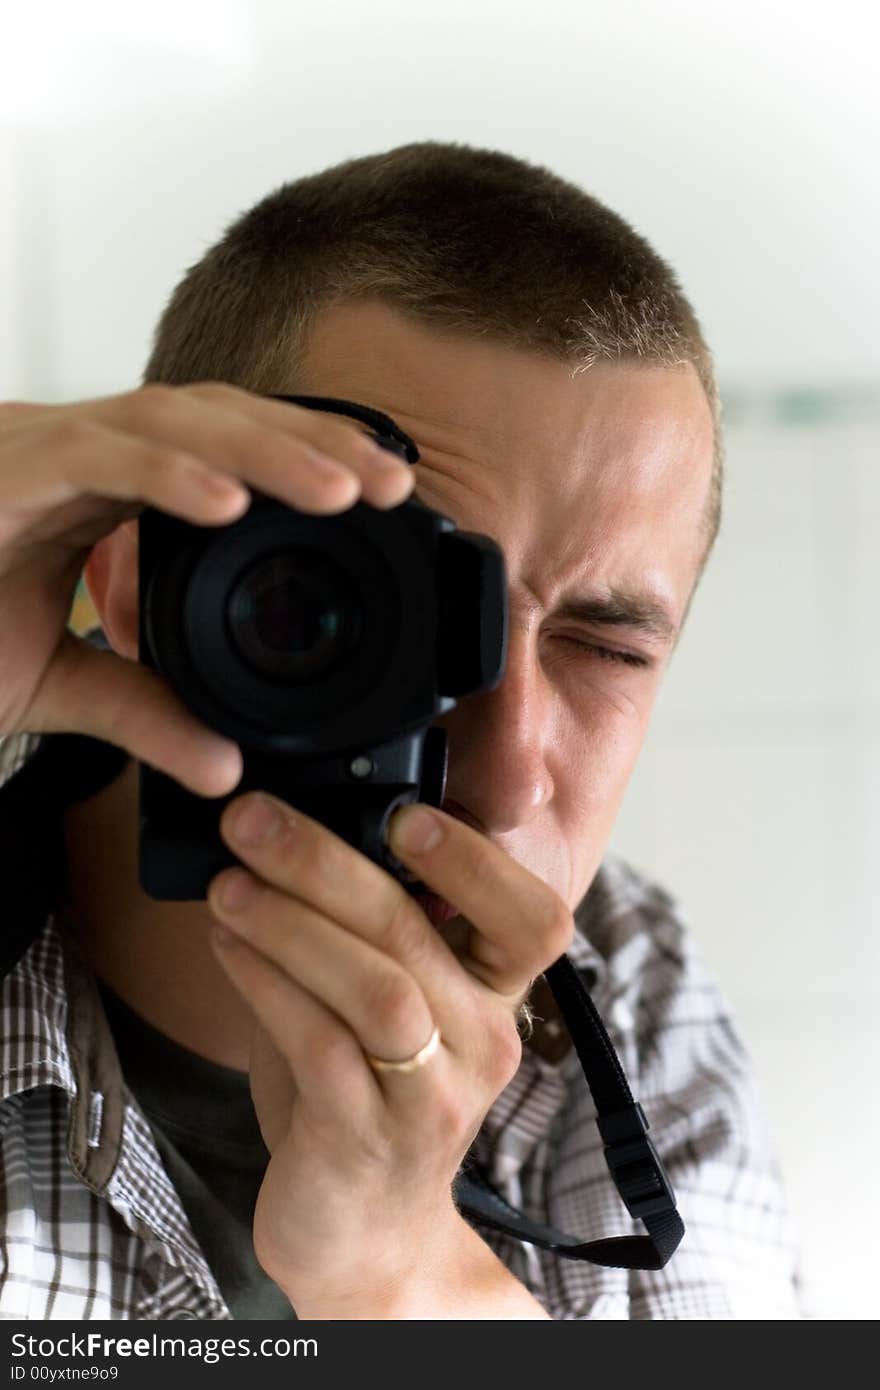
[438,631,554,836]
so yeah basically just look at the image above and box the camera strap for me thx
[272,394,422,462]
[453,954,683,1270]
[274,394,685,1271]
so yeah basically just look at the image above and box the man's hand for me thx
[0,385,412,796]
[206,793,571,1319]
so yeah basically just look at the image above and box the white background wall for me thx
[611,404,880,1319]
[3,0,878,1320]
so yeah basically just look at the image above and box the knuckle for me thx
[305,832,348,893]
[374,894,426,968]
[456,855,495,917]
[96,675,135,746]
[537,891,573,962]
[135,382,179,415]
[363,966,422,1038]
[485,1016,523,1089]
[137,382,176,405]
[429,1087,471,1139]
[186,380,240,402]
[252,422,307,463]
[130,382,181,431]
[320,419,375,461]
[50,416,103,453]
[441,843,484,904]
[153,445,202,478]
[302,1019,354,1081]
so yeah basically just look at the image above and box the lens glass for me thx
[226,549,361,682]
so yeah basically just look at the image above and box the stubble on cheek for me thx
[560,731,649,908]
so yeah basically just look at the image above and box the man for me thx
[0,142,804,1319]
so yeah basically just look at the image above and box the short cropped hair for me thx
[144,141,722,551]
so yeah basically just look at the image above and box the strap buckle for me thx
[600,1102,678,1221]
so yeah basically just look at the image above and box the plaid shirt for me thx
[0,729,806,1320]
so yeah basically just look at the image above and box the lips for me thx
[413,889,459,928]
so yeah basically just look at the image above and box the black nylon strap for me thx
[454,1164,684,1271]
[271,394,421,463]
[453,954,684,1270]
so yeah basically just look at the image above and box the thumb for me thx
[30,630,243,799]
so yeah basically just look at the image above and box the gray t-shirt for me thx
[96,976,296,1319]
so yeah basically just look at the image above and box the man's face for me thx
[292,299,714,911]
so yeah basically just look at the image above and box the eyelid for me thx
[553,632,654,669]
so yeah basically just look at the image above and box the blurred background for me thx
[3,0,877,1320]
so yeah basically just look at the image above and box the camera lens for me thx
[226,548,362,682]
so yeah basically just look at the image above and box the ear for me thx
[82,520,139,660]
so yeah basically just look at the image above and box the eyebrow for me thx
[553,588,679,644]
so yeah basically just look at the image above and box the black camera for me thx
[137,395,508,901]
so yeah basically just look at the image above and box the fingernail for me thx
[228,794,285,846]
[391,806,444,855]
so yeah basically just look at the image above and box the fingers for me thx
[207,868,437,1067]
[0,383,415,793]
[0,414,252,535]
[80,382,414,513]
[210,930,380,1123]
[387,805,574,996]
[214,793,460,986]
[0,384,414,536]
[185,384,415,511]
[28,629,243,798]
[210,790,564,1006]
[209,882,518,1125]
[206,796,528,1128]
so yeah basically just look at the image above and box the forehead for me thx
[295,299,715,619]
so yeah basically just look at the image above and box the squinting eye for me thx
[556,635,651,669]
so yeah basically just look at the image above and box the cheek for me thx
[552,719,643,908]
[551,692,652,834]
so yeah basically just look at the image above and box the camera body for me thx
[137,398,508,900]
